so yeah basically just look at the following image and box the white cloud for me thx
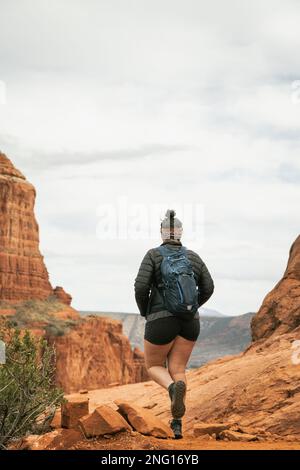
[0,0,299,314]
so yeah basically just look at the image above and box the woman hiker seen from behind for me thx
[134,209,214,439]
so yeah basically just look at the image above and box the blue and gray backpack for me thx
[157,245,199,318]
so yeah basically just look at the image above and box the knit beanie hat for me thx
[161,209,183,240]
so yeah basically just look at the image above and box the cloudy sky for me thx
[0,0,299,315]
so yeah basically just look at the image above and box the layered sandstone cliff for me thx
[49,316,148,393]
[251,235,300,341]
[0,152,53,302]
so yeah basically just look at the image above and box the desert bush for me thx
[13,298,66,326]
[0,301,12,309]
[0,328,64,449]
[45,323,66,337]
[7,299,81,337]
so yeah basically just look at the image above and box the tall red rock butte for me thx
[0,152,54,302]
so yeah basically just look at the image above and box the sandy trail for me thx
[70,431,300,451]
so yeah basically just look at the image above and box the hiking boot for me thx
[168,382,175,400]
[168,380,186,419]
[170,418,183,439]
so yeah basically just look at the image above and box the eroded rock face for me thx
[0,152,53,302]
[53,286,72,306]
[251,235,300,341]
[49,317,148,393]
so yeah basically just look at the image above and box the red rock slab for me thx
[79,405,132,438]
[115,400,172,439]
[61,397,89,429]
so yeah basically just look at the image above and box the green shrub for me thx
[45,324,67,337]
[0,328,64,449]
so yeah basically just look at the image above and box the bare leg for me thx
[167,336,196,385]
[144,339,175,389]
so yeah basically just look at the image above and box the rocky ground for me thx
[70,433,300,451]
[10,413,300,451]
[11,321,299,451]
[67,328,300,440]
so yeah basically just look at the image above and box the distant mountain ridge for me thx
[199,308,226,317]
[80,310,254,367]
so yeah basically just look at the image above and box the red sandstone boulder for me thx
[114,401,172,439]
[53,286,72,306]
[61,397,89,429]
[79,405,131,438]
[219,430,258,442]
[50,409,62,429]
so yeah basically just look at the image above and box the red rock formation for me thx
[49,316,148,393]
[115,400,172,438]
[0,152,53,302]
[61,397,89,429]
[79,405,131,438]
[53,286,72,306]
[251,235,300,341]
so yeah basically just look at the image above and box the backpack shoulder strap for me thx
[157,245,168,257]
[156,246,169,289]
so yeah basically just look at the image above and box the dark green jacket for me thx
[134,240,214,320]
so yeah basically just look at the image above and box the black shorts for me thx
[144,316,200,345]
